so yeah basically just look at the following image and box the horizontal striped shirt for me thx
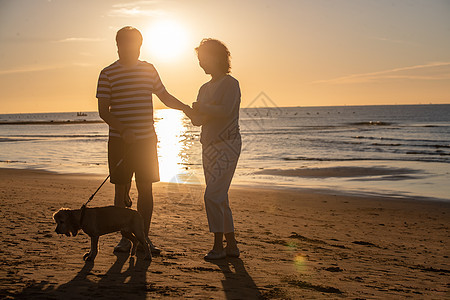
[96,60,166,140]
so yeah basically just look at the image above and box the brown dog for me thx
[53,206,151,261]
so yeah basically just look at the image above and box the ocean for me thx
[1,105,449,201]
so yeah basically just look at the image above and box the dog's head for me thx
[53,208,80,237]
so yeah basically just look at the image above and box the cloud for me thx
[54,37,105,43]
[311,62,450,85]
[108,1,165,17]
[112,1,161,8]
[0,65,64,76]
[369,36,417,46]
[0,63,91,76]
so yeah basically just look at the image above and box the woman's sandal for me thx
[204,249,226,260]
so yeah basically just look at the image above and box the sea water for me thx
[0,105,449,201]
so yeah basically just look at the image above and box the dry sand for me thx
[0,168,449,299]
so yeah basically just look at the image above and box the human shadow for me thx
[95,252,151,298]
[206,257,263,299]
[11,252,151,299]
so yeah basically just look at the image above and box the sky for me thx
[0,0,449,113]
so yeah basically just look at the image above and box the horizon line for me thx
[2,103,450,115]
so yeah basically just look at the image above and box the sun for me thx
[144,20,189,61]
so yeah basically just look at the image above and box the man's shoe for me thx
[149,243,161,255]
[225,246,240,258]
[114,237,131,253]
[137,241,161,255]
[204,249,226,260]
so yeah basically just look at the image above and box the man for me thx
[96,26,192,254]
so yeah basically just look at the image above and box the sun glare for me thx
[144,20,188,61]
[154,109,187,182]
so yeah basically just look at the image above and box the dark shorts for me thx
[108,136,160,185]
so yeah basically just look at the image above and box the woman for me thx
[189,39,242,260]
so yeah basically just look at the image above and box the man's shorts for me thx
[108,136,160,185]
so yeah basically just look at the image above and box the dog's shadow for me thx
[64,253,151,298]
[13,253,151,299]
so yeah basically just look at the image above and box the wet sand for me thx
[0,168,449,299]
[255,166,422,179]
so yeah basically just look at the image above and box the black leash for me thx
[79,171,114,226]
[79,171,115,224]
[80,148,131,224]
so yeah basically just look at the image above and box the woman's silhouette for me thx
[188,39,242,260]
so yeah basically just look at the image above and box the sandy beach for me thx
[0,167,449,299]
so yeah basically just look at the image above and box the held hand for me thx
[183,105,204,126]
[182,104,194,115]
[192,102,202,112]
[122,128,137,144]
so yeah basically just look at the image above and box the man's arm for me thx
[98,97,136,143]
[157,90,190,111]
[156,90,208,125]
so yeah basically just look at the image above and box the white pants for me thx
[202,138,241,233]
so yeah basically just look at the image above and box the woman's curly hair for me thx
[195,38,231,74]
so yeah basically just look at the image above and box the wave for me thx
[0,138,43,143]
[0,135,108,143]
[370,142,450,149]
[406,151,450,156]
[0,160,27,163]
[239,124,441,136]
[352,135,447,144]
[371,142,402,147]
[255,166,421,178]
[282,156,450,163]
[0,120,104,125]
[242,133,449,149]
[10,134,108,138]
[347,121,394,126]
[421,125,450,128]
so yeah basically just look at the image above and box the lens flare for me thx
[293,253,307,272]
[286,241,298,249]
[285,240,308,273]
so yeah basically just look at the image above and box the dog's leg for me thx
[83,236,99,261]
[134,231,152,261]
[120,230,138,256]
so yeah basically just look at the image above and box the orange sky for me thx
[1,0,449,113]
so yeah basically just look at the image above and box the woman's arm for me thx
[184,108,209,126]
[193,80,240,118]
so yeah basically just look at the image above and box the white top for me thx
[196,75,241,145]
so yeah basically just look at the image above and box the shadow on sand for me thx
[11,253,150,299]
[206,257,264,299]
[10,254,265,299]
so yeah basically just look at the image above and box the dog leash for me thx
[80,146,132,224]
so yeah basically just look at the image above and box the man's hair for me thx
[195,38,231,73]
[116,26,143,46]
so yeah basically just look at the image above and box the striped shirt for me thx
[96,60,166,140]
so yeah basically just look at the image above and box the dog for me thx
[53,206,151,262]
